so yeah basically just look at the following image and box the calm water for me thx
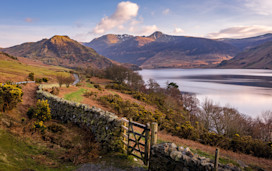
[138,69,272,118]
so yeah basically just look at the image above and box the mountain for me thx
[218,41,272,69]
[219,33,272,51]
[85,31,239,68]
[3,35,113,69]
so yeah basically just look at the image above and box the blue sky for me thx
[1,0,272,47]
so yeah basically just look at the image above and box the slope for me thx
[0,51,70,83]
[218,41,272,69]
[219,33,272,51]
[3,35,113,69]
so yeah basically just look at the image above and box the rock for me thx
[170,151,181,160]
[2,118,11,128]
[178,146,184,152]
[184,147,194,157]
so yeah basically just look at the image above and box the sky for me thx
[0,0,272,47]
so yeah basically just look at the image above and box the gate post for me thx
[151,122,158,147]
[214,148,219,171]
[144,123,150,165]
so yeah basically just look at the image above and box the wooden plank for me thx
[121,117,129,123]
[128,147,145,155]
[128,138,145,147]
[130,153,143,160]
[122,140,128,146]
[121,125,128,130]
[130,120,147,129]
[128,131,145,137]
[122,133,128,139]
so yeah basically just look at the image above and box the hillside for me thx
[218,41,272,69]
[85,31,239,68]
[0,51,70,83]
[3,35,113,69]
[219,33,272,51]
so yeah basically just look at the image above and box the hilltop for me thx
[218,41,272,69]
[3,35,113,69]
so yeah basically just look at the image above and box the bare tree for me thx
[64,76,74,88]
[56,74,66,87]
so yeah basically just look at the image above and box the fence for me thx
[121,118,158,165]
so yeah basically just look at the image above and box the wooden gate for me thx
[121,118,157,165]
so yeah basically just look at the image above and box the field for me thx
[0,53,70,83]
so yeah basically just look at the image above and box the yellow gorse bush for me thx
[0,83,23,112]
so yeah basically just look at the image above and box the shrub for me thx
[27,99,51,122]
[76,83,82,87]
[48,124,64,133]
[0,83,23,112]
[83,90,97,98]
[33,120,46,130]
[42,77,48,82]
[35,78,42,83]
[28,72,34,81]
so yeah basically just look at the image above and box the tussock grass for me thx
[64,88,86,103]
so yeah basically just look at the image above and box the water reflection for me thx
[138,69,272,117]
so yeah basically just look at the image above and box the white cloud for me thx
[92,1,139,34]
[162,8,170,15]
[244,0,272,15]
[173,27,184,34]
[139,25,158,35]
[128,24,158,36]
[206,25,272,39]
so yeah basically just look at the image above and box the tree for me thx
[64,76,74,88]
[0,83,23,112]
[28,72,34,81]
[56,74,66,87]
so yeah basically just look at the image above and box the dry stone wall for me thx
[149,143,241,171]
[36,84,123,151]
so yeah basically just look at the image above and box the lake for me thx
[138,69,272,118]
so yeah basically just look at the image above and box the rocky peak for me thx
[49,35,73,46]
[148,31,164,39]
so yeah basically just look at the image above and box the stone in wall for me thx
[149,143,241,171]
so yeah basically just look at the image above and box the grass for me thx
[86,83,94,88]
[64,88,86,103]
[0,129,76,171]
[0,59,70,82]
[99,152,147,170]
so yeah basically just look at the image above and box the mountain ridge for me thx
[85,31,239,68]
[3,35,113,69]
